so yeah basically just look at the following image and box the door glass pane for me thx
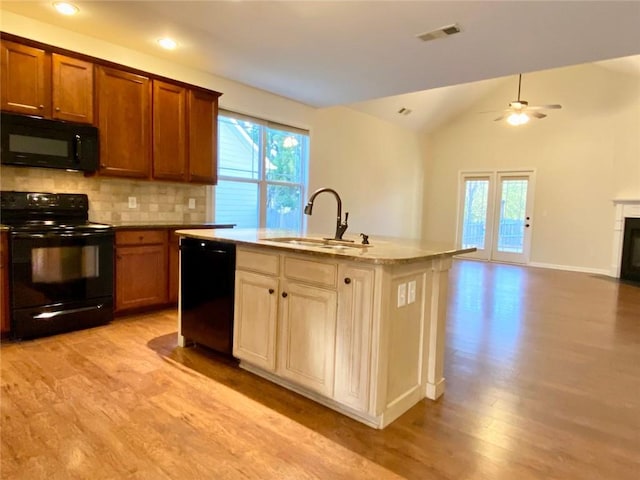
[497,179,528,253]
[461,179,489,249]
[218,116,261,179]
[265,128,306,183]
[266,184,302,231]
[214,180,259,228]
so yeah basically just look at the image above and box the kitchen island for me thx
[176,228,473,428]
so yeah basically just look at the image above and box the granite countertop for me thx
[111,222,235,230]
[175,228,475,265]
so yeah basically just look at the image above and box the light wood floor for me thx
[1,260,639,479]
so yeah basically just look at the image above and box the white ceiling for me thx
[2,1,639,131]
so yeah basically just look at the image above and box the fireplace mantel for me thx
[611,199,640,277]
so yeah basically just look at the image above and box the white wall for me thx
[422,63,640,273]
[0,11,425,239]
[308,106,424,239]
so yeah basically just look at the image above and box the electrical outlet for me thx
[408,280,416,304]
[397,283,407,307]
[128,196,137,209]
[188,198,196,209]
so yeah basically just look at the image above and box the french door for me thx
[458,171,535,264]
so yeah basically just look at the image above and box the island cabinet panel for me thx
[115,230,168,312]
[0,231,9,335]
[97,66,151,178]
[334,264,375,411]
[51,54,94,124]
[187,89,218,184]
[278,281,337,397]
[233,270,279,371]
[153,80,187,181]
[1,40,50,117]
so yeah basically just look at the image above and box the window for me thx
[215,111,309,230]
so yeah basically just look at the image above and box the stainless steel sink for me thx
[261,236,371,249]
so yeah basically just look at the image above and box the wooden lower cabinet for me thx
[115,230,168,313]
[234,270,279,371]
[334,264,375,411]
[278,281,337,396]
[233,247,374,405]
[1,231,10,335]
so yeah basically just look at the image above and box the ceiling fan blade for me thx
[528,104,562,110]
[530,112,547,119]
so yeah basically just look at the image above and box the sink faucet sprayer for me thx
[303,187,351,241]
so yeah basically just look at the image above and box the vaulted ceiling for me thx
[2,1,639,131]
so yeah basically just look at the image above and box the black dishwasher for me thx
[180,238,236,356]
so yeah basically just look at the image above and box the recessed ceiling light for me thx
[157,38,178,50]
[53,2,79,16]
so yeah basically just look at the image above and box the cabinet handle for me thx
[344,277,352,284]
[268,288,274,294]
[282,292,288,298]
[38,105,44,109]
[55,107,61,112]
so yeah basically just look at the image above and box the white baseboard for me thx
[527,262,610,276]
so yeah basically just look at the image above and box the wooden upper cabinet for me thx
[52,54,94,124]
[97,66,151,178]
[187,89,218,184]
[0,40,50,117]
[153,80,187,181]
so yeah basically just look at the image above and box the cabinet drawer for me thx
[237,248,279,276]
[284,256,337,289]
[116,229,166,246]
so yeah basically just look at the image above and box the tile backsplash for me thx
[0,166,208,224]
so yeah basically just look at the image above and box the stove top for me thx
[1,191,113,234]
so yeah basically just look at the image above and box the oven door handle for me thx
[12,231,113,240]
[33,304,105,321]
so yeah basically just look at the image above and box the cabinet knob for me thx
[38,105,44,109]
[282,292,288,298]
[55,107,61,112]
[344,277,352,284]
[268,288,274,294]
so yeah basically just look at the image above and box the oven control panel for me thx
[1,191,88,211]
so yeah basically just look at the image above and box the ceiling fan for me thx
[491,74,562,125]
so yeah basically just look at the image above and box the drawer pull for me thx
[268,288,274,294]
[282,292,288,298]
[344,277,351,284]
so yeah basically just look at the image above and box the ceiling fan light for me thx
[507,112,530,126]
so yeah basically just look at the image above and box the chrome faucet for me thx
[303,187,350,241]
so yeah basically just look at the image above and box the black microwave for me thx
[1,112,99,172]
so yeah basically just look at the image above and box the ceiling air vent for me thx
[416,23,461,42]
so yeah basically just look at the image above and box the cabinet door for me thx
[334,264,375,411]
[0,232,9,335]
[52,54,94,124]
[153,80,186,181]
[187,89,218,184]
[0,40,50,117]
[278,282,337,396]
[97,66,151,178]
[115,244,168,311]
[234,271,279,371]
